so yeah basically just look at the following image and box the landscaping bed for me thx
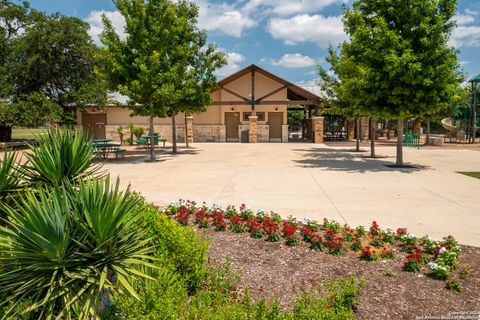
[163,200,480,320]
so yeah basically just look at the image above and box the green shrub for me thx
[0,178,155,319]
[138,202,209,293]
[23,129,102,186]
[113,267,187,320]
[0,152,22,208]
[132,127,145,139]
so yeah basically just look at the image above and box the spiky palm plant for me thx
[0,178,156,319]
[23,129,103,186]
[0,152,23,210]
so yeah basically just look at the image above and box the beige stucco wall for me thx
[192,105,221,124]
[106,107,185,125]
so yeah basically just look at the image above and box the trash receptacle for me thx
[241,129,249,143]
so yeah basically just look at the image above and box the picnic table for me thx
[92,139,112,143]
[137,134,166,148]
[93,142,124,159]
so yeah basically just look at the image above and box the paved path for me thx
[105,143,480,246]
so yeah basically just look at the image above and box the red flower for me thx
[405,253,421,262]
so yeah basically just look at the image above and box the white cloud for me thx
[270,53,316,68]
[304,70,317,75]
[267,14,347,47]
[196,0,257,37]
[85,1,256,43]
[450,10,480,48]
[455,13,476,25]
[85,10,126,44]
[244,0,344,16]
[216,50,246,77]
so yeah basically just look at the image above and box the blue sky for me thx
[20,0,480,87]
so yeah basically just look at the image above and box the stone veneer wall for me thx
[258,125,269,142]
[105,124,186,143]
[103,124,277,143]
[193,125,223,142]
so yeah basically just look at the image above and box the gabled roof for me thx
[216,64,321,103]
[470,74,480,83]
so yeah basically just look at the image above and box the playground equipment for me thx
[441,117,458,137]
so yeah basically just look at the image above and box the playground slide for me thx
[441,117,458,137]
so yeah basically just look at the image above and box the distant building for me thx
[76,64,321,143]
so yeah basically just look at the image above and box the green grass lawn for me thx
[458,172,480,180]
[12,128,48,140]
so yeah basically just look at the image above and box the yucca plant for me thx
[0,178,156,319]
[23,129,103,186]
[0,152,23,213]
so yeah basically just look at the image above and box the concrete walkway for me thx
[105,143,480,246]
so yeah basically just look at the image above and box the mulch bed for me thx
[200,228,480,320]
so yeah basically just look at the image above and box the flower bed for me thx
[162,199,463,291]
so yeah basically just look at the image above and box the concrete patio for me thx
[104,143,480,246]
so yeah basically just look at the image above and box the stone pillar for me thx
[185,116,194,145]
[220,125,226,142]
[360,117,369,140]
[413,117,421,134]
[347,118,355,140]
[248,116,257,143]
[282,125,289,143]
[312,117,324,143]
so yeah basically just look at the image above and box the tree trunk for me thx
[171,113,177,154]
[129,123,134,145]
[369,117,376,158]
[355,117,360,152]
[425,114,431,145]
[149,116,155,161]
[0,126,12,142]
[184,113,189,148]
[387,120,391,140]
[396,119,404,166]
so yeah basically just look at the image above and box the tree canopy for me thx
[0,1,105,141]
[96,0,226,158]
[328,0,463,165]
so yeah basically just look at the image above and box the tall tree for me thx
[318,48,366,153]
[96,0,226,160]
[340,0,462,165]
[0,1,105,141]
[0,0,42,141]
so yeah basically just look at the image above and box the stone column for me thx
[360,117,369,140]
[347,118,355,140]
[220,125,226,142]
[248,116,258,143]
[413,117,422,134]
[312,117,324,144]
[282,125,289,143]
[185,116,194,145]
